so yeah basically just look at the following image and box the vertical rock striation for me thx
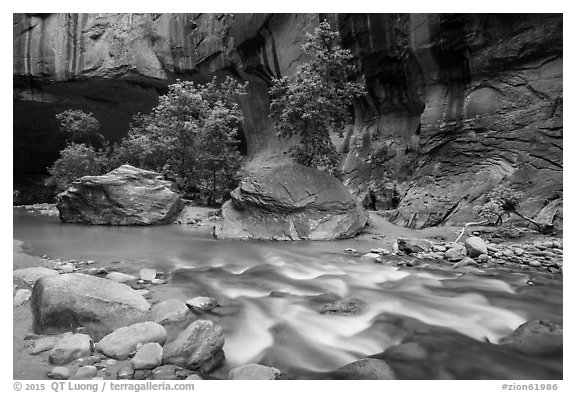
[14,13,562,229]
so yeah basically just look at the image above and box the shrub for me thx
[48,143,112,191]
[55,109,105,148]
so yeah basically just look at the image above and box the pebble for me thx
[453,257,477,269]
[48,367,70,380]
[60,264,75,274]
[13,289,32,306]
[186,297,219,312]
[477,254,490,263]
[360,253,383,263]
[344,248,358,254]
[151,279,167,285]
[117,364,135,380]
[139,268,157,281]
[529,261,542,268]
[75,365,98,379]
[513,248,525,256]
[370,248,390,255]
[432,245,447,252]
[96,268,108,276]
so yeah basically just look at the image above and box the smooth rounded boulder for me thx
[162,320,225,373]
[215,163,368,240]
[334,358,396,380]
[56,165,183,225]
[465,236,488,258]
[30,273,151,340]
[95,321,167,360]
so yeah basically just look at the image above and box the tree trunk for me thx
[511,209,553,233]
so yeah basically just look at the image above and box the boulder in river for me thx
[56,165,183,225]
[162,320,225,373]
[95,321,167,360]
[31,273,151,340]
[215,163,368,240]
[444,244,467,262]
[228,364,286,380]
[334,358,396,380]
[320,297,366,316]
[499,320,563,355]
[397,238,433,254]
[186,296,219,312]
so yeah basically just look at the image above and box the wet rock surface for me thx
[95,322,167,360]
[216,163,368,240]
[56,165,183,225]
[30,273,151,340]
[499,320,563,355]
[162,320,225,373]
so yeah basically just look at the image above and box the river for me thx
[13,208,563,379]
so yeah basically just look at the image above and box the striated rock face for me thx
[56,164,183,225]
[15,13,562,229]
[337,14,562,228]
[216,163,368,240]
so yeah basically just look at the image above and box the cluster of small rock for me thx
[350,235,562,273]
[14,264,289,380]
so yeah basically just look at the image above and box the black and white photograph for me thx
[8,5,567,388]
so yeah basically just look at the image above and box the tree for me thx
[473,185,552,233]
[114,77,246,204]
[269,20,365,174]
[48,143,112,191]
[55,109,105,148]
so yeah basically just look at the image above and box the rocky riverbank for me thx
[13,207,563,380]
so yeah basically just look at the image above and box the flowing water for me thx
[13,208,563,379]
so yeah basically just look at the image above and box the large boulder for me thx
[13,267,59,288]
[162,320,225,373]
[56,165,183,225]
[30,273,151,340]
[216,163,368,240]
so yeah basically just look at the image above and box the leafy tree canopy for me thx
[269,20,365,174]
[114,77,247,204]
[55,109,105,148]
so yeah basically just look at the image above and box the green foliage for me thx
[269,20,365,174]
[474,185,525,225]
[48,143,112,191]
[114,77,246,204]
[55,109,105,148]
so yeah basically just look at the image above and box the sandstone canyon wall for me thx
[13,13,562,228]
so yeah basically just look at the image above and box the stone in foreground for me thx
[31,273,151,340]
[151,299,189,325]
[48,367,70,380]
[228,364,286,380]
[162,320,225,373]
[56,165,183,225]
[49,334,92,365]
[131,342,163,369]
[96,321,167,360]
[499,320,562,355]
[216,163,368,240]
